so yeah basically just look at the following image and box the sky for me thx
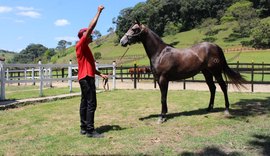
[0,0,146,52]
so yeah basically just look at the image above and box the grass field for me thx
[5,85,81,100]
[0,90,269,155]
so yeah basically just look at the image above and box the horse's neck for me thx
[141,29,167,61]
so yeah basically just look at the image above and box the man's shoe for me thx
[80,129,87,135]
[86,131,104,138]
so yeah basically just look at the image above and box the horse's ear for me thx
[135,18,141,25]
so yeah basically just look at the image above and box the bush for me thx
[202,36,217,42]
[251,17,270,48]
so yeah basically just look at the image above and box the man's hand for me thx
[98,5,104,12]
[100,74,108,79]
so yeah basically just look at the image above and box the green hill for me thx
[55,24,270,66]
[0,50,16,63]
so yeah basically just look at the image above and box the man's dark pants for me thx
[79,76,97,132]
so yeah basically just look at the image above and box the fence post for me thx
[39,60,43,97]
[0,61,5,100]
[24,68,27,85]
[251,61,254,93]
[262,62,264,82]
[134,63,137,89]
[61,68,64,82]
[6,68,9,86]
[120,64,123,82]
[32,68,35,85]
[112,61,116,90]
[68,60,72,93]
[48,67,52,87]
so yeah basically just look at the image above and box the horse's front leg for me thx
[158,77,169,124]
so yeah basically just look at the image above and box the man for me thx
[76,5,107,138]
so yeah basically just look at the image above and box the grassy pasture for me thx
[5,85,80,100]
[0,90,269,155]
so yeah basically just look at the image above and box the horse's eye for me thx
[132,28,140,33]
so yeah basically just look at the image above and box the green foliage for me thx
[202,36,217,42]
[115,0,235,39]
[251,17,270,48]
[94,52,102,60]
[163,22,182,36]
[12,44,49,63]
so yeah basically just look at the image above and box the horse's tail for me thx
[218,46,247,89]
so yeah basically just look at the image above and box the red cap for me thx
[78,28,87,38]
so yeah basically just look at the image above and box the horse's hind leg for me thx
[214,73,230,114]
[202,70,216,111]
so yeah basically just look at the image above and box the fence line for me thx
[0,61,116,100]
[112,62,270,92]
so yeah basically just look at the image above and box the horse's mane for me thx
[145,26,167,46]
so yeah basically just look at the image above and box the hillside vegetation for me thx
[56,23,270,66]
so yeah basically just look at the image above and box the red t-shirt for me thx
[76,35,96,80]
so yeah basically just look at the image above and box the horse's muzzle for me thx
[120,36,128,47]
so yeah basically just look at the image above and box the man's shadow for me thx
[96,125,127,133]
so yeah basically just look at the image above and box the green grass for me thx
[0,90,269,155]
[5,85,80,100]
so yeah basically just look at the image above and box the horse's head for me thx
[120,20,146,47]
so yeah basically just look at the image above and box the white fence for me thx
[0,60,116,100]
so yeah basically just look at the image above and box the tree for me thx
[12,44,48,63]
[251,17,270,48]
[222,1,259,38]
[107,27,114,35]
[163,22,182,36]
[94,52,102,60]
[56,40,71,51]
[92,30,102,40]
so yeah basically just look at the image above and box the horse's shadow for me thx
[139,97,270,121]
[139,108,224,121]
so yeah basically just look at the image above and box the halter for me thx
[124,27,144,40]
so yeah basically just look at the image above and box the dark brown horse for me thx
[120,21,246,123]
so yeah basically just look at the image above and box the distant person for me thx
[76,5,107,138]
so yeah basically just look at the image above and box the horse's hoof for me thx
[157,117,166,124]
[224,110,230,116]
[206,107,213,112]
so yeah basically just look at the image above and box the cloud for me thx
[16,6,35,11]
[54,19,70,26]
[17,11,41,18]
[14,19,25,23]
[55,36,77,42]
[0,6,13,13]
[16,36,23,40]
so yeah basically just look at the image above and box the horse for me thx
[120,20,246,123]
[128,67,141,81]
[128,67,150,81]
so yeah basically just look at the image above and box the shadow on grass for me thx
[140,97,270,121]
[179,146,242,156]
[139,108,224,121]
[229,97,270,118]
[96,125,127,133]
[249,134,270,156]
